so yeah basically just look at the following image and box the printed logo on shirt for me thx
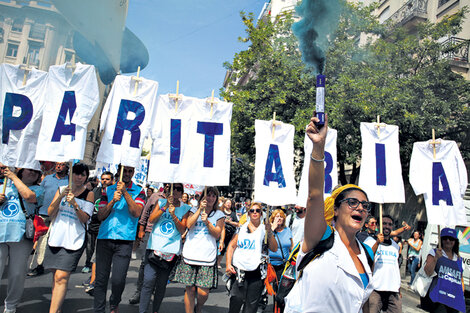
[237,239,256,250]
[1,196,20,218]
[159,220,175,236]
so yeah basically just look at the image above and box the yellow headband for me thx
[324,184,366,225]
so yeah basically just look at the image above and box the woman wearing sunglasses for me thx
[225,202,278,313]
[285,114,374,313]
[139,183,191,313]
[423,227,465,313]
[174,186,225,313]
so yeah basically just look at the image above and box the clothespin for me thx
[132,66,142,96]
[66,54,76,73]
[169,81,183,113]
[430,129,440,160]
[206,90,217,119]
[271,112,282,140]
[374,115,386,138]
[20,56,32,86]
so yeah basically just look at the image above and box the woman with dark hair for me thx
[407,230,422,285]
[174,186,225,313]
[0,165,43,313]
[218,198,239,268]
[226,202,278,313]
[424,228,465,313]
[182,192,190,205]
[285,114,374,313]
[45,163,94,313]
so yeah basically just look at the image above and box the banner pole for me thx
[69,161,73,188]
[2,178,7,194]
[119,165,124,182]
[437,225,441,249]
[265,205,270,244]
[379,203,383,234]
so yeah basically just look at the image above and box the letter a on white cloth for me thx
[409,139,468,226]
[96,75,158,168]
[254,120,297,206]
[358,122,405,203]
[147,94,198,183]
[297,128,338,207]
[178,97,233,186]
[0,64,48,170]
[35,63,99,162]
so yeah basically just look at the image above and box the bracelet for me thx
[310,154,325,162]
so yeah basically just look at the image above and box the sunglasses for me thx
[249,209,262,213]
[442,236,456,242]
[338,198,371,213]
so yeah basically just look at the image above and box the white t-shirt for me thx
[0,64,48,170]
[182,208,224,266]
[365,237,401,292]
[232,224,265,271]
[35,63,99,162]
[286,214,305,246]
[285,230,373,313]
[409,140,468,226]
[358,123,405,204]
[48,188,94,250]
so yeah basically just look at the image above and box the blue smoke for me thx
[292,0,342,74]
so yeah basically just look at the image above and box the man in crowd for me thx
[356,216,379,242]
[28,162,69,277]
[94,165,146,313]
[285,205,306,246]
[82,171,114,273]
[128,183,169,304]
[365,215,402,313]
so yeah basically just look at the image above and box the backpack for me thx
[274,226,375,306]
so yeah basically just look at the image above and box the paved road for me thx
[1,255,428,313]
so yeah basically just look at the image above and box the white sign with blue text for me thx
[254,120,297,206]
[35,63,99,162]
[409,139,468,226]
[297,128,337,207]
[96,75,158,168]
[358,122,405,204]
[0,64,48,170]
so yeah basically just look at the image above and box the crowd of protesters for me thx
[0,116,466,313]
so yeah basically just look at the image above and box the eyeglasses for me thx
[174,186,183,192]
[249,209,262,213]
[338,198,371,213]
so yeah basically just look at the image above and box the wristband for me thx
[310,154,325,162]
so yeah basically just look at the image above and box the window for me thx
[27,42,41,66]
[438,0,451,7]
[29,23,46,40]
[64,50,74,63]
[11,18,23,32]
[6,43,19,58]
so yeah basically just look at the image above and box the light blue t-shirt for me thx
[0,182,43,243]
[39,173,68,215]
[97,182,144,241]
[270,227,293,266]
[147,199,191,255]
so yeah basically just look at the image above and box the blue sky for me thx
[126,0,267,98]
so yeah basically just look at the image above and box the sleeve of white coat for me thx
[453,142,468,197]
[70,65,100,128]
[409,143,425,196]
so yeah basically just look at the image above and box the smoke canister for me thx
[316,74,325,126]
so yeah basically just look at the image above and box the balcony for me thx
[441,37,469,63]
[29,24,46,41]
[388,0,428,29]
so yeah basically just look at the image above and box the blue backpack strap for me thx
[359,240,375,270]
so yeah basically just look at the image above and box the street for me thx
[0,254,428,313]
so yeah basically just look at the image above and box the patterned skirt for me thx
[173,260,218,289]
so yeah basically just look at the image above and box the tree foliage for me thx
[221,2,469,194]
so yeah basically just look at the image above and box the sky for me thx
[125,0,267,98]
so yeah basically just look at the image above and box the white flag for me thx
[297,128,338,207]
[179,97,232,186]
[254,120,297,206]
[358,122,405,203]
[147,95,197,183]
[409,140,468,226]
[0,63,48,170]
[35,63,99,162]
[96,75,158,168]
